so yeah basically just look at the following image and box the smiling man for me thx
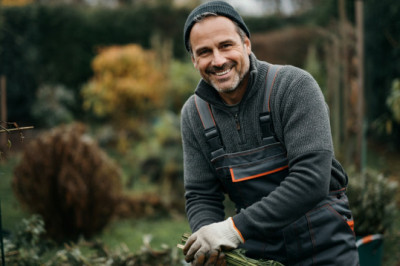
[180,1,359,265]
[189,15,251,104]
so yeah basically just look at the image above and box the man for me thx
[180,1,359,265]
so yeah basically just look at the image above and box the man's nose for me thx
[212,50,227,67]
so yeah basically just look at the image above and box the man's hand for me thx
[183,217,244,265]
[190,249,226,266]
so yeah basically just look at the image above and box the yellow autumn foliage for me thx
[82,44,167,125]
[0,0,33,6]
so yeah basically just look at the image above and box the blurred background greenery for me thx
[0,0,399,265]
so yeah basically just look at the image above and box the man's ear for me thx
[244,37,251,55]
[191,55,198,69]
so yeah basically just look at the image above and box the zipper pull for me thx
[235,113,241,130]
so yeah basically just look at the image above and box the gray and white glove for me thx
[183,217,244,264]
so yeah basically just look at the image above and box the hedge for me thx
[0,4,190,123]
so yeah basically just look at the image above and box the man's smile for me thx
[207,62,236,78]
[215,68,231,76]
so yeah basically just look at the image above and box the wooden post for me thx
[0,76,7,150]
[356,0,365,173]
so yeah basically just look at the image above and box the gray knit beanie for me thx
[183,1,250,52]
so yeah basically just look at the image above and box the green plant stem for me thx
[179,233,284,266]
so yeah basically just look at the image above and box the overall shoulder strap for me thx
[194,95,225,158]
[194,64,283,155]
[260,64,282,144]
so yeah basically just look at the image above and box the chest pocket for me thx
[195,64,288,209]
[212,142,288,209]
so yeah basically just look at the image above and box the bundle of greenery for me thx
[178,233,284,266]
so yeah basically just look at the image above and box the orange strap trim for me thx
[361,234,374,244]
[347,220,354,231]
[230,218,245,243]
[230,165,289,183]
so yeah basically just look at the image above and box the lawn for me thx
[0,155,29,231]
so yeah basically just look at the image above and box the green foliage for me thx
[4,215,186,265]
[0,3,326,125]
[44,238,182,266]
[167,59,199,113]
[370,79,400,148]
[0,6,39,123]
[387,79,400,123]
[31,84,76,128]
[3,214,52,265]
[12,123,123,241]
[347,167,398,236]
[364,0,400,130]
[0,4,190,123]
[127,111,184,210]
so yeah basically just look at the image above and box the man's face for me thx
[190,16,251,94]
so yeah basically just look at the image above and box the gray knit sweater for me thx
[180,53,347,241]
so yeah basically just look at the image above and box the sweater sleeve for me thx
[232,66,333,240]
[180,97,226,232]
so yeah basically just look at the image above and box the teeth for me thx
[215,69,230,76]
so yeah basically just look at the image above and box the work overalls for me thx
[195,65,359,265]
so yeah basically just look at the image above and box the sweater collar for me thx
[194,53,269,107]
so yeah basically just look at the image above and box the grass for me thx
[99,215,190,251]
[0,155,29,233]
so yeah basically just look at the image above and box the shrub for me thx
[347,167,398,236]
[82,44,169,153]
[12,123,123,241]
[3,214,52,265]
[166,59,199,113]
[31,84,76,128]
[82,44,167,127]
[387,79,400,123]
[127,112,185,211]
[371,78,400,148]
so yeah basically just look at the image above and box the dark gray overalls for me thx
[194,65,359,265]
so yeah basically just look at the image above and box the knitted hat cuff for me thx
[183,1,250,52]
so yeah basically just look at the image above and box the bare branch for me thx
[0,126,34,134]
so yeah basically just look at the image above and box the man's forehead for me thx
[190,16,237,40]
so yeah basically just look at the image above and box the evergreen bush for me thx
[31,84,76,128]
[347,167,398,236]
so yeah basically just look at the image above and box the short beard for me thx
[211,73,241,93]
[206,61,247,93]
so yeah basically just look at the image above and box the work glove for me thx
[183,217,244,265]
[190,249,226,266]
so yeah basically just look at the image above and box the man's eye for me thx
[198,50,209,56]
[222,43,232,49]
